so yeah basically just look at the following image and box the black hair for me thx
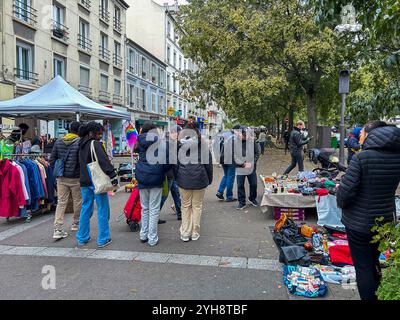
[232,125,241,130]
[69,121,81,134]
[141,121,157,134]
[364,120,388,134]
[78,123,89,138]
[184,122,202,140]
[87,121,104,134]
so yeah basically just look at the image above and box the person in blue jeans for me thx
[76,122,118,248]
[160,178,182,220]
[216,130,237,202]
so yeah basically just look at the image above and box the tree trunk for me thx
[289,106,294,132]
[306,91,318,149]
[276,116,281,139]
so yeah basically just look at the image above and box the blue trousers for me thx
[77,187,111,246]
[218,165,236,200]
[160,178,182,215]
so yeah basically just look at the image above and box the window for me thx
[142,89,147,110]
[53,4,64,25]
[114,79,121,96]
[100,0,109,22]
[135,52,139,75]
[167,46,171,64]
[78,19,90,51]
[179,56,182,71]
[53,55,65,78]
[158,68,161,86]
[100,74,108,92]
[167,20,172,38]
[151,64,156,83]
[159,96,165,114]
[173,51,177,68]
[152,93,156,112]
[128,85,135,107]
[184,59,187,71]
[100,33,109,60]
[160,69,165,88]
[15,0,36,25]
[173,76,176,93]
[141,57,147,78]
[114,41,122,66]
[16,41,34,81]
[80,66,90,87]
[114,6,121,31]
[128,49,134,73]
[167,74,171,92]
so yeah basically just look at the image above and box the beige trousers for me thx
[54,178,82,230]
[179,188,206,238]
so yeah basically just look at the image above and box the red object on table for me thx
[329,245,354,265]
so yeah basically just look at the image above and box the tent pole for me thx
[76,113,80,122]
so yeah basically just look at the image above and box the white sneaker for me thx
[191,234,200,241]
[180,235,190,242]
[71,223,79,232]
[53,229,68,240]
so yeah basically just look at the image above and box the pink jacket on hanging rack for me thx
[0,159,27,218]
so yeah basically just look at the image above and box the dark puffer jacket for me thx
[337,125,400,234]
[174,137,213,190]
[50,135,80,179]
[135,133,168,189]
[79,137,117,188]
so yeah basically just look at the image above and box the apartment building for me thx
[126,39,168,130]
[0,0,129,142]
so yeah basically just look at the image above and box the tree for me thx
[179,0,341,148]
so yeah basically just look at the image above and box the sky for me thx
[153,0,188,5]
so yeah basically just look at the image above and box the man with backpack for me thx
[50,122,82,240]
[216,128,237,202]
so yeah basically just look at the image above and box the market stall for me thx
[0,76,131,222]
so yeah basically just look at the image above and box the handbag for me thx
[87,140,115,194]
[53,145,72,177]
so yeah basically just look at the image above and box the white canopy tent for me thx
[0,76,130,121]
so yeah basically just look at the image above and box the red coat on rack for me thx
[0,159,27,217]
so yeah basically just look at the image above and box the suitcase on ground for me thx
[123,187,142,232]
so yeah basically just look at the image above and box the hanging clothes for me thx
[0,159,27,218]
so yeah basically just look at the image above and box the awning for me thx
[0,76,130,121]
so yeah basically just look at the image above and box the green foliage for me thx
[371,218,400,300]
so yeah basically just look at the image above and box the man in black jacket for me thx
[337,121,400,300]
[235,126,261,210]
[50,122,82,239]
[283,120,312,175]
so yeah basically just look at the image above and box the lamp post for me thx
[339,70,350,165]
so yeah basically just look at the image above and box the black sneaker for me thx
[98,239,112,248]
[250,199,259,207]
[226,198,238,203]
[140,238,148,244]
[177,214,182,221]
[236,203,247,210]
[216,192,225,200]
[158,219,166,225]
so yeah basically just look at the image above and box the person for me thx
[175,122,213,242]
[257,129,267,155]
[283,130,290,155]
[49,122,82,239]
[160,125,183,221]
[346,127,362,165]
[235,126,261,210]
[337,120,400,300]
[8,123,30,143]
[30,137,42,153]
[76,122,118,248]
[135,121,168,246]
[283,120,312,175]
[216,129,237,202]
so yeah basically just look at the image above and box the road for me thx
[0,148,360,300]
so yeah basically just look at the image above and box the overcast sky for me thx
[153,0,188,5]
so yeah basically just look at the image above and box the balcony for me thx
[51,20,69,42]
[79,0,91,10]
[99,46,111,62]
[13,0,37,27]
[113,17,122,33]
[113,94,123,105]
[113,54,123,68]
[78,85,92,98]
[99,90,111,103]
[14,68,38,83]
[99,6,110,24]
[78,35,92,53]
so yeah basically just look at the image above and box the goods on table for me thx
[274,207,305,221]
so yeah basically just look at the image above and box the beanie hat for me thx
[352,127,362,138]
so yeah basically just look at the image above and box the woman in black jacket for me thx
[337,121,400,300]
[76,122,118,248]
[175,123,213,242]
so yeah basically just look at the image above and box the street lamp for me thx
[339,70,350,165]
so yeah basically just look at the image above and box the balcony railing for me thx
[99,90,111,102]
[52,20,69,42]
[13,0,37,27]
[79,0,91,10]
[14,68,38,82]
[99,46,111,62]
[113,17,122,32]
[99,6,110,23]
[113,94,123,105]
[78,85,92,98]
[78,35,92,53]
[113,54,123,68]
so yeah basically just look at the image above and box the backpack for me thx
[123,187,142,232]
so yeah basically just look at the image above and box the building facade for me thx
[126,39,168,130]
[0,0,129,147]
